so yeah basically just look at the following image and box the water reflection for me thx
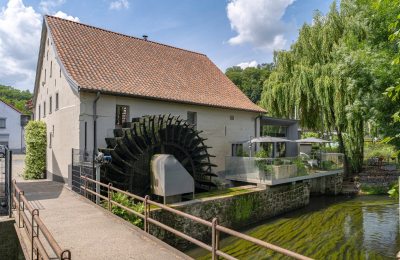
[186,195,399,259]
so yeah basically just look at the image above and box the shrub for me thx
[360,184,390,195]
[388,183,399,199]
[103,192,144,228]
[24,121,46,179]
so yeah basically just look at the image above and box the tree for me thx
[225,63,273,104]
[260,1,400,175]
[0,84,32,114]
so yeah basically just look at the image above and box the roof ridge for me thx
[0,99,23,114]
[45,15,207,57]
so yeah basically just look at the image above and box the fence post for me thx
[7,150,12,217]
[107,183,112,211]
[18,191,24,228]
[31,209,39,260]
[144,195,149,233]
[212,218,219,260]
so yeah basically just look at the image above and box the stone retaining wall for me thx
[308,172,343,195]
[150,182,310,250]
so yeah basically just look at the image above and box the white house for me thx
[0,100,27,153]
[32,16,266,184]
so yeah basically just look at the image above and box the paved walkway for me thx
[14,180,190,260]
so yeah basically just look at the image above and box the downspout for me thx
[93,92,101,159]
[254,114,262,155]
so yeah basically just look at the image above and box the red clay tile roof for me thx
[45,15,265,113]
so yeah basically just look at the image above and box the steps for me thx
[341,181,359,195]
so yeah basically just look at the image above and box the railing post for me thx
[107,183,112,211]
[61,249,72,260]
[144,195,149,233]
[84,176,87,198]
[31,209,39,260]
[212,218,219,260]
[18,191,24,228]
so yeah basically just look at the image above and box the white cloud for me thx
[54,11,79,22]
[237,60,258,69]
[226,0,294,51]
[0,0,41,91]
[109,0,129,10]
[39,0,65,14]
[0,0,79,91]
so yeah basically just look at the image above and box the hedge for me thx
[24,121,47,179]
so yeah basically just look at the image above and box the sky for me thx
[0,0,332,91]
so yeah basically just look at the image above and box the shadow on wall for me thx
[51,150,64,183]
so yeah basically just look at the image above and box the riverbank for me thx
[186,195,400,259]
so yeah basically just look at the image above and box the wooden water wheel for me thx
[99,114,217,196]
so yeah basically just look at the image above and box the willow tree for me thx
[261,0,400,175]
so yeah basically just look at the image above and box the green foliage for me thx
[260,0,400,175]
[321,161,335,171]
[103,192,144,228]
[225,63,273,103]
[0,84,32,114]
[364,142,398,159]
[24,121,46,179]
[255,149,270,158]
[360,184,390,195]
[301,131,320,139]
[293,158,308,175]
[388,183,399,199]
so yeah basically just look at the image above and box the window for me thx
[46,51,48,61]
[187,111,197,129]
[60,68,62,78]
[115,105,129,127]
[232,144,245,156]
[49,96,52,114]
[39,105,41,120]
[43,101,46,117]
[50,61,52,78]
[0,118,6,128]
[55,93,59,110]
[230,115,235,120]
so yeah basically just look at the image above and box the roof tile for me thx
[45,15,266,113]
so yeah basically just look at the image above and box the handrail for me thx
[81,175,312,260]
[12,180,71,260]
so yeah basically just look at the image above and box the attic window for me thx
[230,115,235,120]
[50,61,52,78]
[59,68,61,78]
[46,51,48,61]
[115,105,129,127]
[55,93,59,110]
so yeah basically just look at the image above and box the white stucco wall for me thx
[34,32,80,182]
[0,101,23,152]
[79,93,260,173]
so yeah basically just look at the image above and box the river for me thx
[186,195,400,259]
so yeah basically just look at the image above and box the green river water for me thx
[186,195,400,260]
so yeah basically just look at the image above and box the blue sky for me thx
[0,0,332,91]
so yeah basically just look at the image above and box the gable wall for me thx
[0,102,22,152]
[34,31,81,182]
[79,92,260,173]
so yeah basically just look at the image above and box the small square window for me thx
[187,111,197,129]
[0,118,6,128]
[55,93,59,111]
[49,96,52,114]
[230,115,235,120]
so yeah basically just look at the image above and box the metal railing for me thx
[80,175,313,260]
[12,180,71,260]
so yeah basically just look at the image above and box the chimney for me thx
[142,35,148,41]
